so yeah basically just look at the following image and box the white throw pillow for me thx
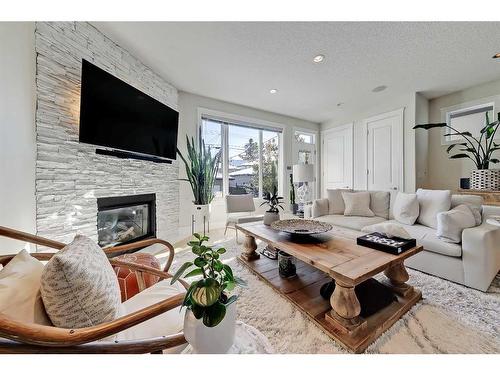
[342,191,374,217]
[40,235,122,329]
[416,189,451,229]
[451,194,483,226]
[327,189,351,214]
[437,204,477,243]
[0,250,51,325]
[312,198,329,218]
[393,192,420,225]
[361,222,412,240]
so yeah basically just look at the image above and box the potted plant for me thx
[177,136,222,233]
[260,185,285,225]
[414,112,500,190]
[289,174,298,214]
[170,233,245,353]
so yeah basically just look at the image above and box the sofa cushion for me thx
[0,250,51,325]
[342,192,374,217]
[369,191,390,219]
[319,214,386,231]
[326,189,351,214]
[40,235,122,329]
[437,204,477,243]
[312,198,329,218]
[393,192,419,225]
[372,220,462,257]
[451,194,483,225]
[416,189,451,229]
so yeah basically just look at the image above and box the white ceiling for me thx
[93,22,500,123]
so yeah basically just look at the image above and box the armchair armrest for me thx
[462,218,500,292]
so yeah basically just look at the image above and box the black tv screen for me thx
[79,59,179,160]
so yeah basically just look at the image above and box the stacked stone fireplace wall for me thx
[35,22,179,245]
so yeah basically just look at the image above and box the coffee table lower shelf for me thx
[238,254,421,353]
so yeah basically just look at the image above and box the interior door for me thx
[365,109,404,192]
[322,124,353,195]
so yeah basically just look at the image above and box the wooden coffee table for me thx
[236,222,423,353]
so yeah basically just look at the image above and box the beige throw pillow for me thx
[327,189,351,214]
[312,198,329,218]
[437,204,477,243]
[0,250,51,325]
[342,191,374,217]
[40,235,121,329]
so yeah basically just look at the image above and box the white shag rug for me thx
[171,238,500,354]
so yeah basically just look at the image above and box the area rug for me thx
[170,238,500,354]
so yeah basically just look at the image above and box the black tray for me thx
[357,232,416,255]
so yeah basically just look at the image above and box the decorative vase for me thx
[278,250,296,278]
[263,211,280,226]
[183,302,236,354]
[192,204,210,234]
[470,169,500,190]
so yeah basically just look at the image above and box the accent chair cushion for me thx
[312,198,329,218]
[342,191,374,217]
[393,192,420,225]
[113,253,161,302]
[416,189,451,229]
[326,189,351,214]
[437,204,477,243]
[40,235,122,329]
[225,194,256,213]
[451,194,483,226]
[0,250,51,325]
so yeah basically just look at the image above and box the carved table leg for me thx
[325,280,366,334]
[383,261,413,297]
[241,234,260,261]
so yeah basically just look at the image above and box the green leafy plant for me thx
[260,185,285,213]
[170,233,245,327]
[289,174,296,205]
[177,136,222,205]
[414,112,500,170]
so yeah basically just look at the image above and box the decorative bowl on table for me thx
[271,219,333,235]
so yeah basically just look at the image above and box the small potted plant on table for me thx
[171,233,245,353]
[260,185,284,226]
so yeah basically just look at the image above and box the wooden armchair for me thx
[0,226,188,354]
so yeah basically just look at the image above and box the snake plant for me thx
[177,136,222,205]
[413,112,500,170]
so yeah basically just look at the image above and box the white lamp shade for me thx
[293,164,314,182]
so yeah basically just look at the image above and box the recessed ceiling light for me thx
[372,85,387,93]
[337,102,344,107]
[493,53,500,59]
[313,54,325,63]
[269,89,278,94]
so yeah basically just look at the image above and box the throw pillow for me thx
[437,204,476,243]
[451,194,483,226]
[311,198,329,218]
[369,191,390,219]
[342,191,374,217]
[0,250,51,325]
[393,192,420,225]
[416,189,451,229]
[327,189,351,214]
[40,234,121,329]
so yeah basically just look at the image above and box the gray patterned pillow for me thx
[40,235,121,328]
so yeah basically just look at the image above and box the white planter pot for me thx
[263,211,280,226]
[470,169,500,190]
[192,204,210,234]
[183,302,236,354]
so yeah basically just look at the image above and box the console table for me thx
[456,189,500,206]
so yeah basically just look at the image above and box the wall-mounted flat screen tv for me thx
[79,59,178,161]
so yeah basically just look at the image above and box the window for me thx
[294,131,315,144]
[443,103,494,145]
[201,117,282,198]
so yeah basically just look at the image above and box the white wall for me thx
[0,22,37,254]
[426,78,500,190]
[321,92,423,193]
[177,92,319,238]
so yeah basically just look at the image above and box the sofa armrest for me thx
[461,219,500,292]
[310,198,329,219]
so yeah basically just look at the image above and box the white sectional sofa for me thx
[305,189,500,292]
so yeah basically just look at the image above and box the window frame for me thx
[197,108,285,199]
